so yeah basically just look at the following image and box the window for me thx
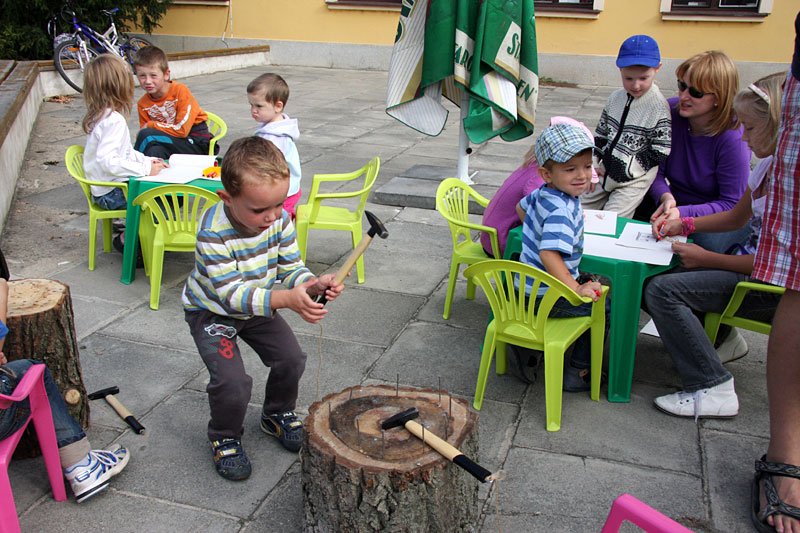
[661,0,771,18]
[326,0,401,9]
[535,0,599,12]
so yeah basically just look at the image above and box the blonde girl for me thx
[643,72,786,420]
[82,54,165,212]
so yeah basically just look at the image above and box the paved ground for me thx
[3,65,768,532]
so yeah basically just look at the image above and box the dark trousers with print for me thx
[185,309,307,441]
[135,128,209,160]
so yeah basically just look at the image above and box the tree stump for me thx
[302,385,481,533]
[4,279,89,458]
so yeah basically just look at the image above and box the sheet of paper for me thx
[616,222,686,251]
[583,209,617,235]
[583,234,674,265]
[640,318,660,337]
[142,154,219,184]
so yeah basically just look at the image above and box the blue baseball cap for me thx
[616,35,661,68]
[535,123,594,166]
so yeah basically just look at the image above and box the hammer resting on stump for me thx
[89,386,145,434]
[381,407,492,483]
[315,210,388,305]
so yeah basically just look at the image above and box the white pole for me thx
[457,90,474,184]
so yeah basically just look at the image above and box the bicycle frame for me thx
[64,8,123,59]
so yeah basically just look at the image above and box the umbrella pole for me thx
[457,91,474,185]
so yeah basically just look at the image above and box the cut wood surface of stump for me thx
[302,385,480,533]
[4,279,89,458]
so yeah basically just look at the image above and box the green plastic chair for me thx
[205,111,227,156]
[65,145,128,271]
[704,281,785,344]
[436,178,500,320]
[133,185,220,310]
[464,260,608,432]
[295,157,380,284]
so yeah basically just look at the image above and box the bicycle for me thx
[51,2,152,93]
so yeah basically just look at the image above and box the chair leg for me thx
[0,467,21,533]
[495,341,507,375]
[29,387,67,501]
[473,331,496,411]
[101,219,114,253]
[443,260,460,320]
[590,324,603,402]
[296,220,309,261]
[543,347,565,432]
[466,278,477,300]
[149,243,165,310]
[88,214,99,271]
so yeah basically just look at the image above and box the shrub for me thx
[0,0,171,61]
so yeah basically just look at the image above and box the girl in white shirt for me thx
[82,54,166,211]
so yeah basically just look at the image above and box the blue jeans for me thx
[92,187,127,211]
[535,295,611,368]
[0,359,85,448]
[643,269,780,391]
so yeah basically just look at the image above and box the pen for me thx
[656,220,666,241]
[594,289,602,297]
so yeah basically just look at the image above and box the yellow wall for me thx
[154,0,795,63]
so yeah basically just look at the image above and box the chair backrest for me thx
[305,157,380,222]
[65,145,92,201]
[132,185,221,241]
[436,178,500,258]
[205,111,228,156]
[463,259,588,343]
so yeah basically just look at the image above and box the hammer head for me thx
[365,211,388,239]
[88,386,120,400]
[381,407,419,430]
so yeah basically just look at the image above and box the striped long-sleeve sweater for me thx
[182,202,313,318]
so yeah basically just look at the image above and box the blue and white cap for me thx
[534,122,594,166]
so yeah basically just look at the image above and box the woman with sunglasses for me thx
[643,72,784,421]
[641,50,751,255]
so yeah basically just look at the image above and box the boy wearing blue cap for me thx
[515,122,608,392]
[582,34,672,218]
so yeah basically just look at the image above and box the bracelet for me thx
[680,216,695,236]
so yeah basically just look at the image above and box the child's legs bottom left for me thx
[237,312,307,415]
[185,310,252,441]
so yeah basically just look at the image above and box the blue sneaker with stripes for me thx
[64,444,130,503]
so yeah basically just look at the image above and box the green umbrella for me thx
[386,0,539,180]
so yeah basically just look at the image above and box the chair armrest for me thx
[0,364,44,406]
[86,180,129,199]
[722,281,786,318]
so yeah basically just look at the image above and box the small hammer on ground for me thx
[381,407,492,483]
[88,387,145,434]
[315,210,388,305]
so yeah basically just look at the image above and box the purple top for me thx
[481,163,545,256]
[648,97,751,218]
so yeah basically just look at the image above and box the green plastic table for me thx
[120,177,223,285]
[504,217,676,402]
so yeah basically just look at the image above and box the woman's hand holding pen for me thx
[653,218,682,240]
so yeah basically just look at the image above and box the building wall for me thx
[149,1,795,83]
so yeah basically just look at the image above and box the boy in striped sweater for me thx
[183,136,344,481]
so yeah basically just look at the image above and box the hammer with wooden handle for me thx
[314,210,388,305]
[381,407,492,483]
[88,386,145,434]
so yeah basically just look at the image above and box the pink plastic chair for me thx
[0,364,67,533]
[601,493,693,533]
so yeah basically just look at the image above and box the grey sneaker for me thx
[716,329,748,364]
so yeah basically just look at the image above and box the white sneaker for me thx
[654,378,739,420]
[716,329,748,364]
[64,444,130,503]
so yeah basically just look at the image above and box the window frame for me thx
[660,0,772,20]
[325,0,402,10]
[534,0,603,19]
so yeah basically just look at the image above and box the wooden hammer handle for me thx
[405,420,491,482]
[334,236,373,284]
[105,394,133,419]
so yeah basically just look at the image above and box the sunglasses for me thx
[677,80,709,99]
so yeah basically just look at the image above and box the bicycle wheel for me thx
[54,37,100,93]
[120,36,153,66]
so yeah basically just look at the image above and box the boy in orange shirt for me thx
[132,46,215,159]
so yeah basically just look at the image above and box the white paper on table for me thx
[616,222,686,251]
[640,318,660,337]
[583,209,617,235]
[583,234,674,265]
[143,154,218,184]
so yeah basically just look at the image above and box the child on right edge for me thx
[582,34,671,218]
[247,73,302,218]
[183,136,343,481]
[516,123,608,392]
